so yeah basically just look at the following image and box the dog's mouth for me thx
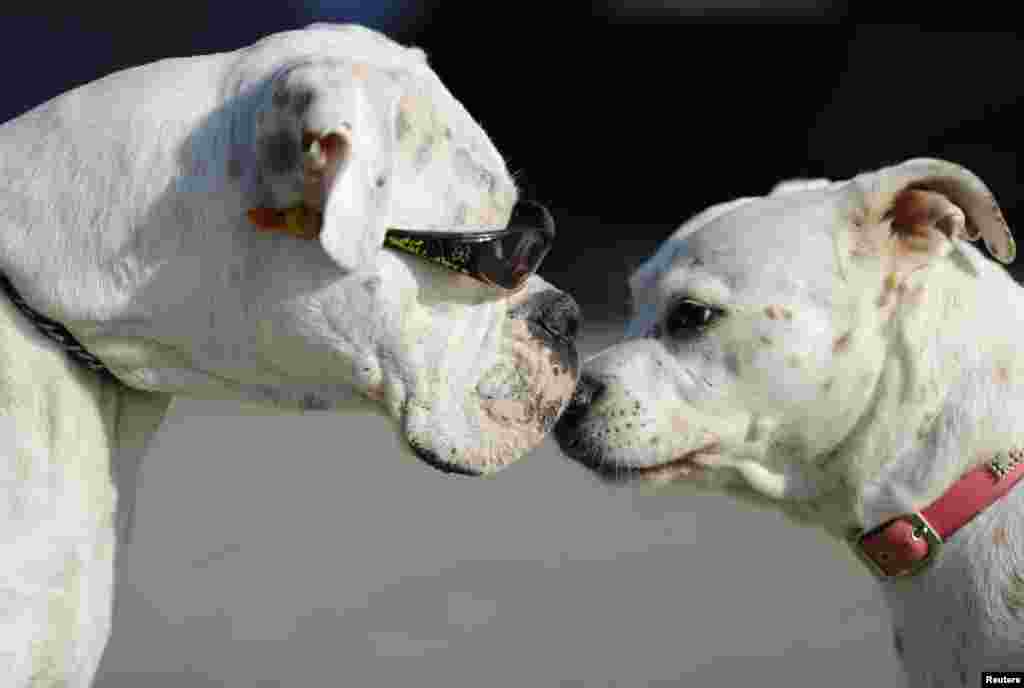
[407,437,484,476]
[632,444,721,482]
[576,443,721,484]
[627,442,722,483]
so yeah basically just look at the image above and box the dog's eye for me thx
[665,299,722,338]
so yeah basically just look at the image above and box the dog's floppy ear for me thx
[315,84,395,272]
[867,158,1015,265]
[247,60,398,271]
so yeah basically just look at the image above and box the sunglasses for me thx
[249,200,554,292]
[382,200,555,291]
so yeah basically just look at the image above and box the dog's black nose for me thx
[554,373,604,453]
[532,292,582,342]
[557,373,605,434]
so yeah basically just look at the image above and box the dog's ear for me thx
[314,74,398,273]
[315,93,395,272]
[866,158,1015,266]
[247,61,399,271]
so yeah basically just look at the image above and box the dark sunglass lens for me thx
[475,228,551,289]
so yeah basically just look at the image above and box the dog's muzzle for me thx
[411,289,583,476]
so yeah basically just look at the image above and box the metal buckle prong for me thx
[849,511,943,579]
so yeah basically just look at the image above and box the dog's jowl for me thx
[556,158,1024,685]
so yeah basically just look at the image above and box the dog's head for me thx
[222,25,581,475]
[225,25,583,476]
[0,24,579,476]
[556,159,1014,527]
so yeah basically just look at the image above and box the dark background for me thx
[3,5,1021,318]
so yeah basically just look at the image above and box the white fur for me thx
[1,24,578,687]
[559,159,1024,685]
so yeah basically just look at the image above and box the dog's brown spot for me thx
[352,62,371,81]
[764,305,783,320]
[994,526,1010,547]
[995,365,1011,385]
[670,414,689,433]
[833,331,852,355]
[363,383,386,403]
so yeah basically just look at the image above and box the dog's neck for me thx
[0,296,171,544]
[856,249,1024,529]
[0,271,116,379]
[774,246,1024,548]
[795,248,1024,674]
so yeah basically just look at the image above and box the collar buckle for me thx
[850,511,943,579]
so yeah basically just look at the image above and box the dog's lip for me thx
[629,442,721,480]
[573,442,722,483]
[406,436,484,477]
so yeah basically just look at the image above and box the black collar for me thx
[0,272,116,380]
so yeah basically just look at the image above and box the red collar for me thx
[853,447,1024,577]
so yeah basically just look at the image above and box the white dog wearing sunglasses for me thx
[556,159,1024,685]
[0,24,579,687]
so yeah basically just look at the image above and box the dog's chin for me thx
[398,369,577,478]
[400,402,564,478]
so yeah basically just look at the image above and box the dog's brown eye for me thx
[665,299,721,338]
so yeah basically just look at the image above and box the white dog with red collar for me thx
[556,159,1024,685]
[0,24,579,687]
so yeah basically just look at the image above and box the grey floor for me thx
[95,320,907,687]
